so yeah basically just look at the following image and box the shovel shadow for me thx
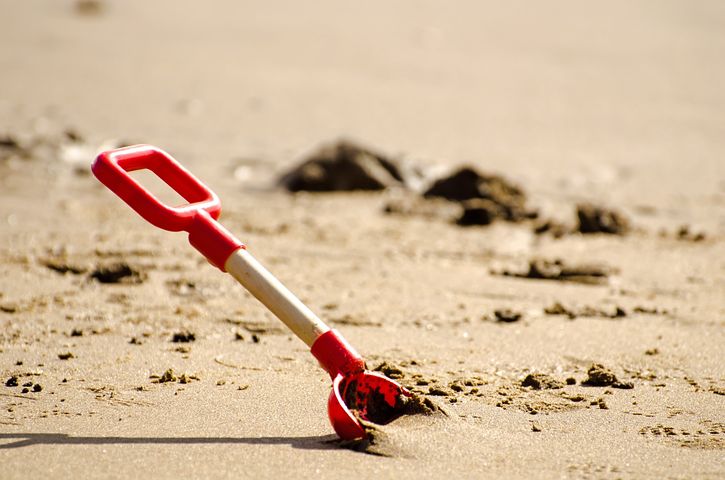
[0,433,340,451]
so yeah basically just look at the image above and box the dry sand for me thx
[1,1,724,478]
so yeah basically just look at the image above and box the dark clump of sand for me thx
[544,302,627,319]
[156,369,177,383]
[365,388,445,424]
[457,199,508,226]
[501,258,613,285]
[427,386,453,397]
[534,203,632,238]
[90,262,146,284]
[544,302,577,319]
[0,135,21,150]
[522,373,565,390]
[398,393,444,416]
[423,167,537,226]
[582,364,634,389]
[357,387,441,426]
[358,389,404,425]
[278,140,405,192]
[372,362,404,379]
[149,368,199,384]
[171,331,196,343]
[675,225,706,242]
[494,309,523,323]
[0,134,29,162]
[424,167,519,203]
[576,203,629,235]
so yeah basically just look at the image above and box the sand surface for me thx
[1,1,724,478]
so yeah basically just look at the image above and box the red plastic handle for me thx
[92,145,220,231]
[92,145,244,271]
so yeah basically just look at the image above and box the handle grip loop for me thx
[92,145,243,270]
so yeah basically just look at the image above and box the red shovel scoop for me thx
[91,145,410,440]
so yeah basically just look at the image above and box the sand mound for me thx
[278,140,406,192]
[423,166,536,225]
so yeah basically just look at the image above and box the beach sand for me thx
[1,1,723,478]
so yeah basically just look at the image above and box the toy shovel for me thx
[91,145,410,440]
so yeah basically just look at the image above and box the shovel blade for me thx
[328,371,410,440]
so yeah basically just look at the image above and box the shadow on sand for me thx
[0,433,340,450]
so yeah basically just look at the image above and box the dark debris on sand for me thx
[501,258,614,285]
[399,393,444,416]
[576,203,629,235]
[544,302,578,319]
[171,331,196,343]
[535,203,633,237]
[494,309,523,323]
[423,167,537,226]
[278,140,406,192]
[372,362,404,380]
[544,302,627,319]
[522,373,565,390]
[582,364,633,389]
[150,368,199,384]
[0,134,30,162]
[675,225,706,242]
[90,262,146,284]
[42,258,88,275]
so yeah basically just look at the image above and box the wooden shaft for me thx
[224,248,330,347]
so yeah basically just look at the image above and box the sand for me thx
[1,1,724,478]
